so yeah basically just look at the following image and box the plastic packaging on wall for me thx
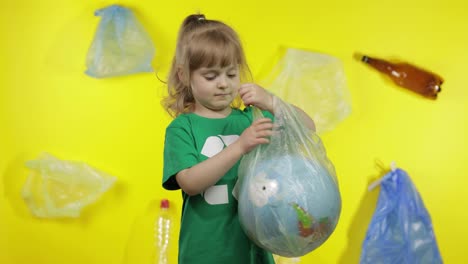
[22,153,116,218]
[85,5,155,78]
[259,48,352,134]
[361,168,443,264]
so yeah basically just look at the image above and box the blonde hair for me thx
[162,14,251,117]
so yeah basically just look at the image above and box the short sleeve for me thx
[243,106,274,121]
[162,124,199,190]
[262,110,274,120]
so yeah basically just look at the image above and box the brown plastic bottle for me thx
[361,55,443,99]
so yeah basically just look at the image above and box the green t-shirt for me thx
[162,107,275,264]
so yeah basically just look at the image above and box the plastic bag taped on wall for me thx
[259,48,351,134]
[22,153,116,218]
[85,5,155,78]
[360,168,443,264]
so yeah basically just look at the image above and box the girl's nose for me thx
[217,76,228,88]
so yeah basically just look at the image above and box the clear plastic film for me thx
[259,48,351,134]
[22,153,116,218]
[238,96,341,257]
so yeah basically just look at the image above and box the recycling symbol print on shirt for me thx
[200,135,239,205]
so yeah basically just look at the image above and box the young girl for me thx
[162,14,314,264]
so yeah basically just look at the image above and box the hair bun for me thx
[196,14,206,21]
[182,14,207,28]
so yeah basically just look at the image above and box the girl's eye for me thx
[228,74,237,78]
[204,75,216,81]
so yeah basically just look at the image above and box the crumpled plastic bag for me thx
[259,48,352,134]
[85,5,155,78]
[360,168,443,264]
[237,96,341,257]
[22,153,116,218]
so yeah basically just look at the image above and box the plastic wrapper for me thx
[260,48,351,134]
[237,97,341,257]
[360,168,443,263]
[22,153,116,218]
[85,5,155,78]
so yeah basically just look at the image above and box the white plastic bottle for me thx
[154,199,173,264]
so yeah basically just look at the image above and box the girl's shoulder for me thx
[169,109,246,123]
[166,113,193,130]
[166,108,272,129]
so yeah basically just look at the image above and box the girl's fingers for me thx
[253,119,273,137]
[257,130,273,137]
[255,118,273,125]
[253,117,271,123]
[256,123,273,132]
[238,84,252,97]
[241,92,253,102]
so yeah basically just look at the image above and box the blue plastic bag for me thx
[361,168,443,264]
[85,5,155,78]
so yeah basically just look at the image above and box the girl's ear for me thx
[177,67,186,84]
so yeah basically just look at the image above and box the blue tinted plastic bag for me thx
[85,5,155,78]
[361,168,442,264]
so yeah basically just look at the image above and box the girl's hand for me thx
[237,118,273,154]
[239,83,274,112]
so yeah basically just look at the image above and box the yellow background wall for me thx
[1,0,467,263]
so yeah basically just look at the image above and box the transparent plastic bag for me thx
[237,97,341,257]
[85,5,155,78]
[259,48,351,134]
[22,153,116,218]
[360,168,443,264]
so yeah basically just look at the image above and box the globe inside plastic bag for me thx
[259,48,351,134]
[22,153,116,218]
[85,5,155,78]
[360,168,443,263]
[238,97,341,257]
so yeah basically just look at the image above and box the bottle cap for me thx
[361,55,370,63]
[160,199,170,209]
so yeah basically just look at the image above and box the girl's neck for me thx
[193,107,232,119]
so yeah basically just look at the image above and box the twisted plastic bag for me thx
[85,5,155,78]
[22,153,116,218]
[237,97,341,257]
[260,48,351,134]
[361,168,442,264]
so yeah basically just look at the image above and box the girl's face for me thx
[189,64,240,117]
